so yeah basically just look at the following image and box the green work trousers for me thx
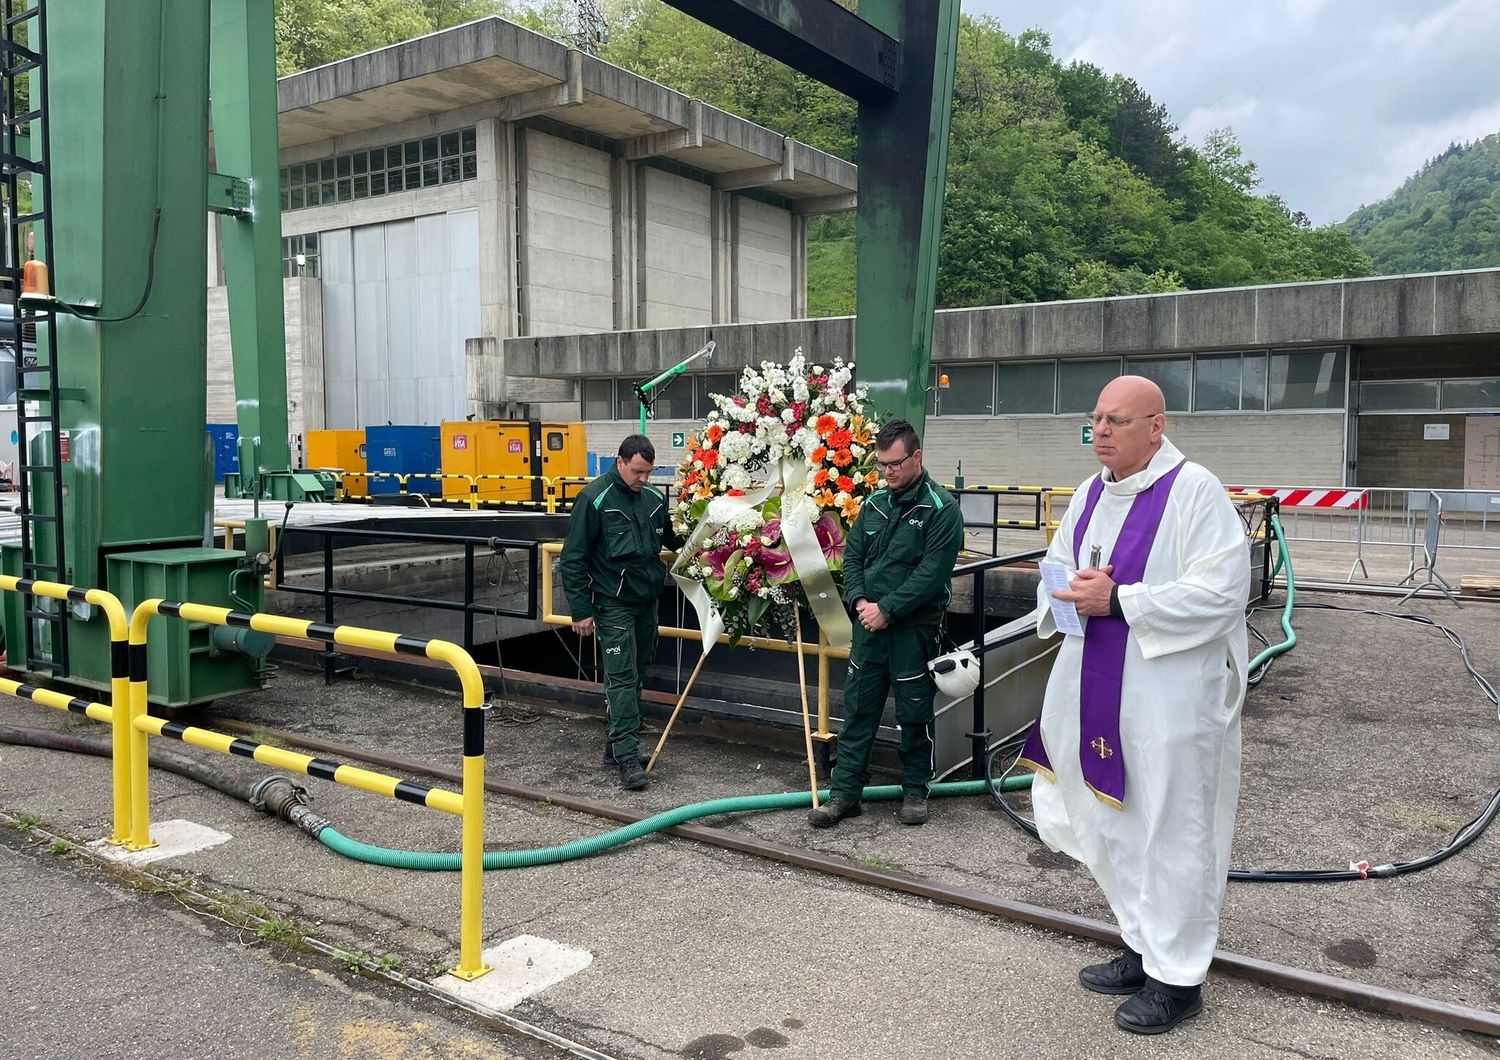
[830,623,942,803]
[596,600,660,764]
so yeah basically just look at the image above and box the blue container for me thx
[365,425,442,495]
[587,451,611,477]
[206,423,239,483]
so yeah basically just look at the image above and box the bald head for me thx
[1090,375,1165,479]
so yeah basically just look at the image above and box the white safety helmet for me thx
[928,648,981,699]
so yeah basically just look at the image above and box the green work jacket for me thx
[560,466,674,621]
[843,470,963,627]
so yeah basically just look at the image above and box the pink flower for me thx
[700,543,737,584]
[760,545,796,584]
[814,513,845,570]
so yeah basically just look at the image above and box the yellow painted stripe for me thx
[426,789,464,816]
[251,744,318,774]
[133,715,166,736]
[334,627,400,653]
[84,704,113,724]
[249,613,312,639]
[179,726,237,755]
[178,603,234,626]
[332,764,400,798]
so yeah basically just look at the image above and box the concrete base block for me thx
[436,933,593,1010]
[90,819,233,865]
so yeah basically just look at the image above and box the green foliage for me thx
[1343,133,1500,274]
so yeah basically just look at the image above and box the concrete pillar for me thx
[475,116,514,341]
[711,189,734,323]
[790,212,809,319]
[611,155,638,331]
[511,127,532,337]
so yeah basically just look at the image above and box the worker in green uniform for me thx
[560,435,675,790]
[810,419,963,828]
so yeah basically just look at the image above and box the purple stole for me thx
[1018,460,1186,809]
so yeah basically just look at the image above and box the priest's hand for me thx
[1054,565,1115,617]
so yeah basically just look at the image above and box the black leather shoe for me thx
[808,795,863,828]
[619,758,649,791]
[1079,950,1146,995]
[1114,979,1203,1035]
[898,793,929,825]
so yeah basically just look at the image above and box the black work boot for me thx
[1079,948,1147,995]
[619,758,649,791]
[898,792,929,825]
[807,795,863,828]
[1114,978,1203,1035]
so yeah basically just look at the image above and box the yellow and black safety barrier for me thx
[127,600,491,981]
[0,575,136,848]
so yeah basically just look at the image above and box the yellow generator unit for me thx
[305,429,367,499]
[440,421,587,506]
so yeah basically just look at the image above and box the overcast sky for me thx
[964,0,1500,225]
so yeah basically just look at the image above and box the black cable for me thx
[46,208,162,323]
[988,599,1500,883]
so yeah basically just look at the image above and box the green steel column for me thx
[209,0,292,484]
[48,0,212,582]
[854,0,960,434]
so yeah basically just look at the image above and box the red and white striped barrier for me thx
[1226,486,1368,510]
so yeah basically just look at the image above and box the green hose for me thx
[318,776,1035,871]
[1248,512,1296,673]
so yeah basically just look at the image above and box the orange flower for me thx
[854,429,873,446]
[698,448,720,469]
[832,448,853,468]
[836,475,856,494]
[683,470,699,486]
[811,445,828,463]
[686,433,700,453]
[696,485,712,499]
[706,424,724,444]
[814,414,838,437]
[814,490,833,508]
[827,428,852,450]
[813,468,831,487]
[841,495,862,521]
[864,470,879,485]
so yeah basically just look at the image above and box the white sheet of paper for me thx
[1039,560,1085,637]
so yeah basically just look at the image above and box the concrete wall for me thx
[207,277,324,445]
[639,169,712,329]
[733,198,793,323]
[520,129,614,335]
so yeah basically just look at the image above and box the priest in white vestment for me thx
[1020,375,1249,1035]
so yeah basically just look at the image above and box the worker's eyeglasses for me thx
[878,452,915,472]
[1086,412,1159,429]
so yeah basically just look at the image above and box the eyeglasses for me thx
[1085,412,1161,429]
[877,452,915,472]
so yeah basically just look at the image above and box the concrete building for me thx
[205,18,856,439]
[508,268,1500,490]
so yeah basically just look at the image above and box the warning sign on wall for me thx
[508,439,524,454]
[452,435,469,450]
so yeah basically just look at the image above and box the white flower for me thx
[780,407,796,423]
[850,444,865,459]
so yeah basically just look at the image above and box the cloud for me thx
[965,0,1500,223]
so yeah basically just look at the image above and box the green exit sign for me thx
[671,431,686,447]
[1080,424,1093,445]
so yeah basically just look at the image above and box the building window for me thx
[1440,378,1500,411]
[694,373,738,417]
[1361,380,1439,413]
[281,233,319,278]
[281,127,478,213]
[1125,356,1190,411]
[934,363,995,415]
[582,378,614,420]
[1194,352,1266,412]
[1058,359,1122,414]
[995,361,1056,415]
[617,381,641,422]
[1268,349,1345,410]
[646,378,694,420]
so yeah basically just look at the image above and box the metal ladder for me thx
[1,0,67,674]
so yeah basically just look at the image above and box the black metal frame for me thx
[949,487,1044,556]
[952,546,1048,779]
[2,0,67,674]
[272,525,539,682]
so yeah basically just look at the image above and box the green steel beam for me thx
[209,0,293,482]
[658,0,900,100]
[852,0,959,434]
